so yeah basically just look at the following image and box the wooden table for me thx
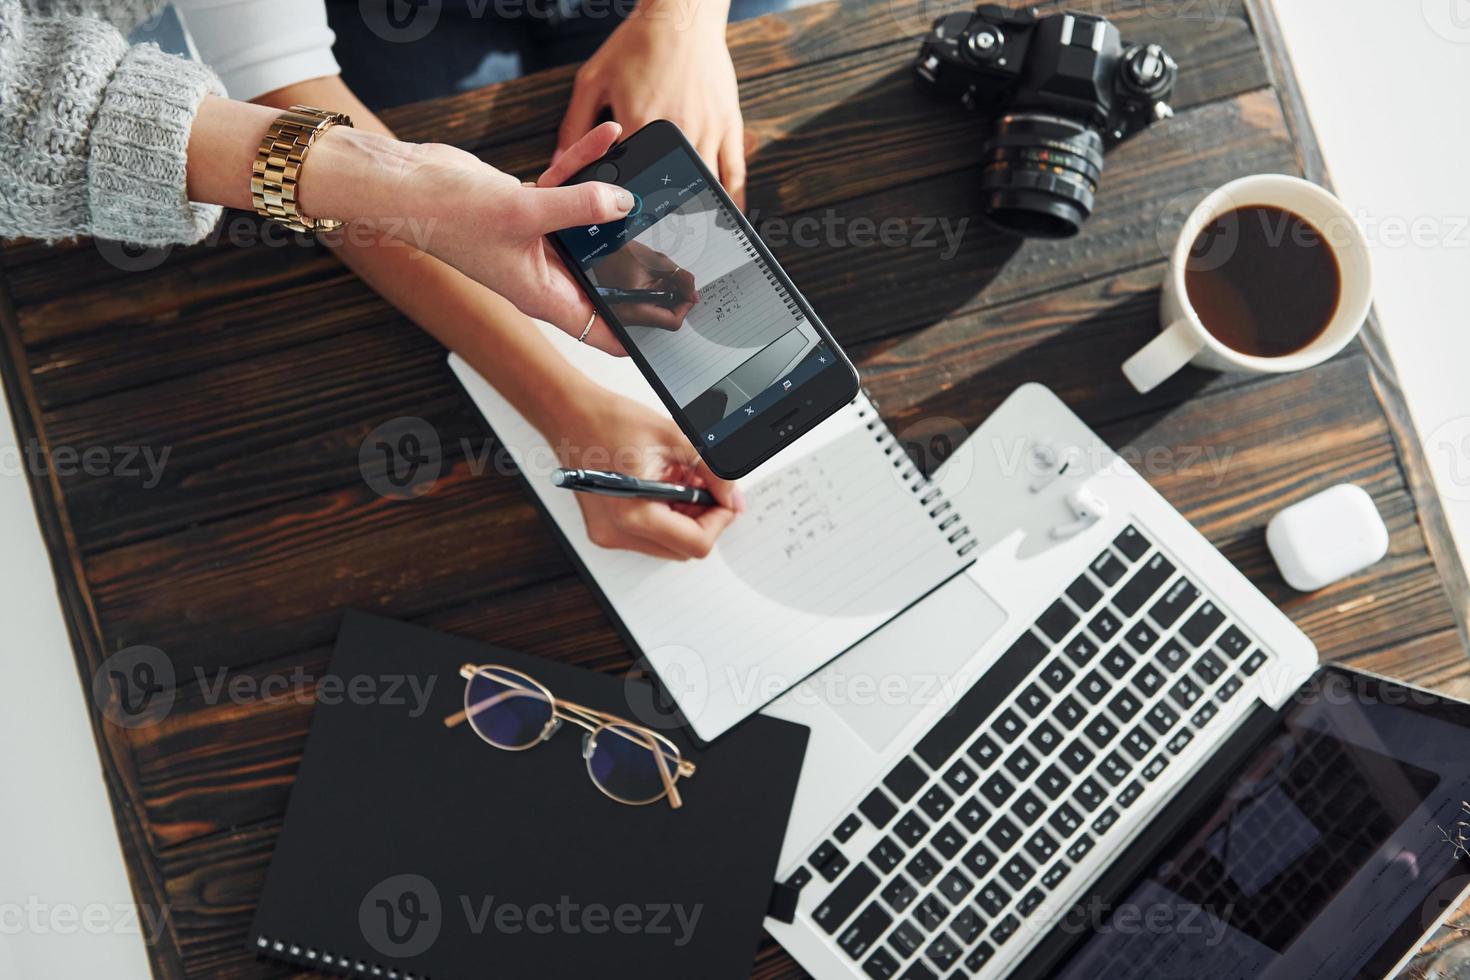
[2,1,1468,976]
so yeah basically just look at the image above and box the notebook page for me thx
[449,324,967,741]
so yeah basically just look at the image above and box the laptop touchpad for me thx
[813,575,1007,754]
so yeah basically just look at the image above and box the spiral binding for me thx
[254,934,430,980]
[724,202,804,320]
[854,389,978,559]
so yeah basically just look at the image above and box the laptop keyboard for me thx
[789,524,1276,979]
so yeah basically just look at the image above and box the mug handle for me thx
[1122,319,1204,394]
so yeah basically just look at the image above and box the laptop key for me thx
[1134,663,1166,697]
[994,708,1026,743]
[895,812,928,847]
[811,840,848,881]
[1005,746,1038,780]
[980,773,1015,807]
[787,866,813,890]
[949,907,984,944]
[1101,646,1135,680]
[836,813,863,842]
[1125,620,1160,655]
[1170,676,1203,709]
[1018,683,1051,716]
[942,759,977,794]
[1085,714,1120,748]
[1091,807,1119,835]
[1013,790,1045,826]
[1065,835,1096,863]
[1180,600,1224,647]
[1218,625,1251,658]
[937,869,973,904]
[965,942,996,971]
[1037,599,1079,643]
[1145,702,1179,736]
[1062,739,1095,773]
[889,920,925,957]
[914,631,1046,768]
[913,894,950,932]
[1067,574,1103,611]
[1118,780,1144,808]
[967,733,1000,767]
[919,786,954,822]
[1028,719,1063,754]
[1143,754,1169,780]
[1090,549,1127,585]
[1025,828,1059,863]
[991,914,1021,945]
[863,948,901,979]
[1088,609,1122,642]
[1242,649,1268,675]
[956,798,989,834]
[1017,887,1046,916]
[1157,640,1189,674]
[1114,525,1150,561]
[1108,688,1143,722]
[885,758,927,803]
[1167,728,1194,754]
[1042,659,1076,692]
[932,823,966,860]
[898,962,936,980]
[1000,856,1035,890]
[813,864,880,933]
[840,902,894,960]
[1191,701,1220,728]
[925,933,961,971]
[987,815,1021,851]
[1149,577,1199,629]
[1037,764,1070,799]
[1053,695,1086,729]
[1217,675,1243,702]
[860,789,900,829]
[1193,649,1226,684]
[1114,553,1175,616]
[1099,751,1130,786]
[1041,861,1071,889]
[907,849,942,887]
[1123,726,1156,761]
[976,881,1009,917]
[870,837,905,874]
[963,841,998,878]
[1078,671,1109,704]
[1074,777,1106,812]
[1049,802,1082,837]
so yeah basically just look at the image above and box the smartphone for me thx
[548,120,860,479]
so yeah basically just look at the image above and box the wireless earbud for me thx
[1052,486,1109,539]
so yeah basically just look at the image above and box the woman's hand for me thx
[556,0,747,207]
[540,388,745,559]
[595,241,699,330]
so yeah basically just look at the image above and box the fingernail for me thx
[733,486,747,512]
[614,189,634,212]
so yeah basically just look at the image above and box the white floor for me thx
[1,3,1467,978]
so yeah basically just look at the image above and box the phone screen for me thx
[554,147,844,449]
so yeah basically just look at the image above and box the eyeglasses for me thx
[443,663,696,809]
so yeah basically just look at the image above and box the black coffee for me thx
[1184,204,1341,358]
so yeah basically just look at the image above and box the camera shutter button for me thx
[966,27,1004,60]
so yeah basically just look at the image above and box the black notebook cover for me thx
[249,611,809,979]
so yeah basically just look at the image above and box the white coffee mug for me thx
[1122,174,1373,394]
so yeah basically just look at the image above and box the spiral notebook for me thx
[449,325,975,743]
[249,612,809,980]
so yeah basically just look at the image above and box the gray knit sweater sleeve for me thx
[0,0,226,246]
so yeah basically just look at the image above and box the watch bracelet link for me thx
[251,105,354,233]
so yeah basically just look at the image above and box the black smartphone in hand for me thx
[547,120,860,480]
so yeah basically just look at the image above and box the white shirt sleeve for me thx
[172,0,341,102]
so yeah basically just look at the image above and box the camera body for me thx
[916,5,1178,238]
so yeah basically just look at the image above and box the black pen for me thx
[551,468,717,506]
[595,286,681,305]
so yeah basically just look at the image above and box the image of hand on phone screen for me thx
[593,240,699,330]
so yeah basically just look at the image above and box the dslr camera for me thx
[916,6,1178,238]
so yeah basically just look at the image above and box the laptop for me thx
[764,384,1470,979]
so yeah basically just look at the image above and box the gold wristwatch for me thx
[251,105,354,233]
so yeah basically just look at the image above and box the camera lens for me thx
[979,114,1104,239]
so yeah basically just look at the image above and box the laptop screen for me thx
[1053,666,1470,979]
